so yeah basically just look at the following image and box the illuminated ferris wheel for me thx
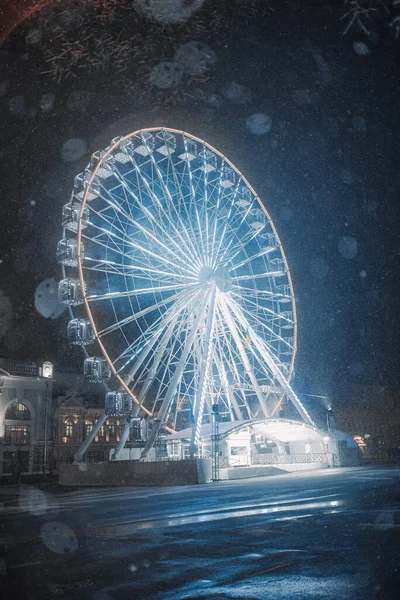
[57,128,312,457]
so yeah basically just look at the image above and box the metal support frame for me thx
[218,296,271,418]
[74,413,107,463]
[191,286,217,453]
[211,402,220,482]
[112,418,131,460]
[140,287,212,459]
[225,295,314,425]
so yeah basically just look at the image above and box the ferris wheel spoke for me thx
[116,286,203,367]
[96,288,193,338]
[215,313,252,419]
[226,294,286,367]
[231,284,284,302]
[231,269,286,282]
[82,256,198,283]
[136,317,184,407]
[150,347,179,415]
[86,199,131,239]
[206,171,224,264]
[191,286,217,446]
[181,138,209,262]
[120,286,203,381]
[119,158,202,272]
[231,291,293,348]
[151,314,196,409]
[89,176,198,276]
[141,287,213,458]
[228,246,276,273]
[217,217,265,268]
[82,237,191,282]
[132,217,200,278]
[164,147,205,264]
[95,182,200,277]
[213,200,254,267]
[139,306,195,398]
[224,294,312,424]
[213,334,241,420]
[86,281,199,303]
[145,144,205,269]
[209,178,241,268]
[112,171,197,272]
[217,296,270,418]
[83,221,194,275]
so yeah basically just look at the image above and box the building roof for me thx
[165,418,335,444]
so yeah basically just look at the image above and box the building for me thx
[334,384,400,458]
[0,358,52,479]
[53,390,124,466]
[161,418,360,480]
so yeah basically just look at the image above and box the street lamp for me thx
[42,361,53,479]
[326,406,336,431]
[211,401,220,482]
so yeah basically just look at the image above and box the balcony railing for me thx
[3,435,30,446]
[0,359,39,377]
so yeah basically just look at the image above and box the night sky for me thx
[0,0,399,409]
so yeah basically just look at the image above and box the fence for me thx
[251,452,331,465]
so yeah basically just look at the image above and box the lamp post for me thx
[211,401,220,482]
[42,361,53,479]
[326,406,336,432]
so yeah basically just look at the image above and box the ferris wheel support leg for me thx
[226,296,314,426]
[191,288,217,453]
[218,298,271,419]
[214,354,243,420]
[112,418,131,460]
[123,289,195,389]
[140,288,213,460]
[73,413,107,463]
[137,320,178,406]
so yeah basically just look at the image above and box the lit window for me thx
[5,402,31,420]
[85,420,94,438]
[170,443,180,456]
[105,419,116,441]
[64,419,75,439]
[230,446,247,456]
[95,424,105,442]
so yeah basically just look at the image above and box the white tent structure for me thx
[162,418,360,480]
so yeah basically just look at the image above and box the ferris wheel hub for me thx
[198,265,232,292]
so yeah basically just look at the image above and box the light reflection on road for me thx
[95,498,345,533]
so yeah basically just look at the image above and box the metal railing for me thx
[1,360,39,377]
[252,452,329,465]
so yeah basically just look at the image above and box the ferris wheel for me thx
[57,128,312,458]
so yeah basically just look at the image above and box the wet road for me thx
[1,466,400,599]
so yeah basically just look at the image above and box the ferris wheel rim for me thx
[75,126,298,422]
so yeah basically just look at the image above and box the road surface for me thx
[1,466,400,599]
